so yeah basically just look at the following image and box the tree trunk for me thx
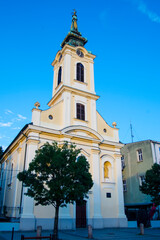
[53,204,59,240]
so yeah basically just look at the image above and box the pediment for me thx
[61,125,103,141]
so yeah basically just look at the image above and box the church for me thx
[0,11,127,230]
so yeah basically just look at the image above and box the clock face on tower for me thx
[76,49,84,58]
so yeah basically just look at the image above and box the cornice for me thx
[100,140,124,148]
[2,123,123,161]
[48,85,99,107]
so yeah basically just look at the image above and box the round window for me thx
[48,115,53,120]
[103,128,107,133]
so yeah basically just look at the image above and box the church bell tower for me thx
[48,11,99,131]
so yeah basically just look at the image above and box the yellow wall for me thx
[101,187,117,217]
[97,111,114,138]
[41,100,64,128]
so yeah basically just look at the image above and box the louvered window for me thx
[76,63,84,82]
[57,67,62,85]
[76,103,85,120]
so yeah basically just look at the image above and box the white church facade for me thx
[0,12,127,230]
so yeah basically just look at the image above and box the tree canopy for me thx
[0,146,3,158]
[17,141,93,239]
[140,163,160,206]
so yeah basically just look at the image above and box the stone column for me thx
[90,99,97,131]
[20,139,39,230]
[2,160,9,214]
[63,92,71,127]
[12,147,22,218]
[114,154,127,227]
[91,147,103,228]
[89,62,95,94]
[63,52,71,85]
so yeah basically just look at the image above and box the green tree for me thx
[0,146,3,158]
[140,163,160,206]
[17,141,93,240]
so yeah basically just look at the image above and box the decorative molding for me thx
[91,148,100,154]
[62,125,103,141]
[113,153,121,158]
[17,147,22,153]
[26,139,39,145]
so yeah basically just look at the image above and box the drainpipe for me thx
[19,132,28,214]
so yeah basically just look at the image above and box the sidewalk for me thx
[0,228,160,240]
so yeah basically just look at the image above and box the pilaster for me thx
[20,139,39,230]
[32,108,41,126]
[90,99,97,131]
[63,52,71,85]
[12,147,22,217]
[114,154,126,219]
[90,62,95,94]
[91,147,103,228]
[2,160,9,210]
[63,91,71,127]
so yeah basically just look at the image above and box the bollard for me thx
[140,223,144,235]
[37,225,42,239]
[88,225,93,239]
[21,235,24,240]
[11,227,14,240]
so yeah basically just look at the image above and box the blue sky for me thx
[0,0,160,150]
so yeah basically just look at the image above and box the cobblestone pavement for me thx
[0,228,160,240]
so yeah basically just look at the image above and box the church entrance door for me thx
[76,200,86,228]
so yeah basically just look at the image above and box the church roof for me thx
[61,10,87,48]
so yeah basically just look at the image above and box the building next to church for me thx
[0,12,127,230]
[121,140,160,221]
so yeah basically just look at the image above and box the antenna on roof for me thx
[130,123,134,143]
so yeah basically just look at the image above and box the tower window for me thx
[57,66,62,86]
[76,63,84,82]
[76,103,85,121]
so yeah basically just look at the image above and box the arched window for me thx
[104,161,111,179]
[76,103,85,121]
[76,63,84,82]
[8,163,13,185]
[57,67,62,86]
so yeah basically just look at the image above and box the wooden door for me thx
[76,200,86,228]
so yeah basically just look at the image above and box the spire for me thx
[70,10,79,34]
[61,10,87,48]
